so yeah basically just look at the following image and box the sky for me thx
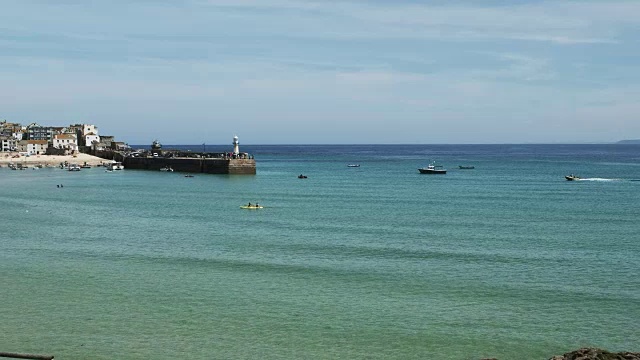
[1,0,639,144]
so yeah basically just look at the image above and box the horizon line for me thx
[126,141,638,146]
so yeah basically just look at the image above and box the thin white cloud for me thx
[199,0,639,44]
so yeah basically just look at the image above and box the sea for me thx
[1,144,639,360]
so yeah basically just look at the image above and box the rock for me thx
[548,348,640,360]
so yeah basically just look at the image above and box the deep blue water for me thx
[1,144,639,359]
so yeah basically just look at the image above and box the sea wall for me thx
[122,157,256,174]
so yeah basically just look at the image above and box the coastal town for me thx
[1,120,127,163]
[0,120,256,174]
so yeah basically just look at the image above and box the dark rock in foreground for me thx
[548,348,640,360]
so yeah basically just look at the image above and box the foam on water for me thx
[577,177,619,181]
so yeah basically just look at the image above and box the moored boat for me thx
[107,161,124,171]
[418,162,447,174]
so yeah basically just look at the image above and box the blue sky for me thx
[1,0,639,144]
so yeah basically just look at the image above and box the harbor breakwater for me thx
[122,156,256,174]
[91,149,256,174]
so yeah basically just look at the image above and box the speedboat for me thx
[418,162,447,174]
[565,174,580,181]
[347,164,360,167]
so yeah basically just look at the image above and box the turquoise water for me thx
[1,145,639,359]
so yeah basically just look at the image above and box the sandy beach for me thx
[0,152,110,166]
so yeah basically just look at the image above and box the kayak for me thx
[240,205,264,209]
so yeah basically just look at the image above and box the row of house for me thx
[0,120,127,155]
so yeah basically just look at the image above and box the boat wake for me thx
[576,178,619,182]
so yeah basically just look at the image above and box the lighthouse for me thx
[232,135,240,155]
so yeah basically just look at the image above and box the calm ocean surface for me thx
[1,144,639,359]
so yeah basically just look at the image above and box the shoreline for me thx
[0,152,109,166]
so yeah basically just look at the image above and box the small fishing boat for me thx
[418,162,447,174]
[347,164,360,167]
[565,174,580,181]
[298,174,307,179]
[159,166,174,172]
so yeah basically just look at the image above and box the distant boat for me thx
[298,174,308,179]
[241,204,263,209]
[418,162,447,174]
[80,162,91,169]
[68,164,81,171]
[160,166,174,172]
[459,165,475,169]
[347,164,360,167]
[565,174,580,181]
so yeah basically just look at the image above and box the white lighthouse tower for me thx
[232,135,240,155]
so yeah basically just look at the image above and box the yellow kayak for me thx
[240,205,264,209]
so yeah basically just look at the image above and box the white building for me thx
[13,130,24,140]
[18,140,48,155]
[53,133,78,153]
[1,136,18,152]
[85,133,100,146]
[82,124,97,135]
